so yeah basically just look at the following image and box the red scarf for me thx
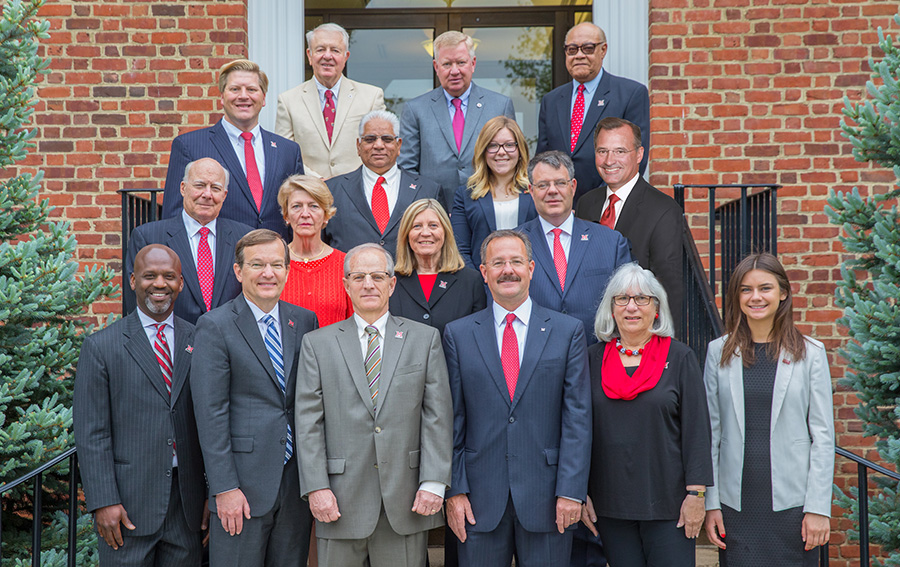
[601,335,672,400]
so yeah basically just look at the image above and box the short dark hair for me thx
[593,117,641,149]
[479,229,533,266]
[234,229,289,266]
[527,151,575,184]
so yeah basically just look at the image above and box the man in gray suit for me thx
[295,243,453,567]
[75,244,208,566]
[192,229,319,567]
[399,31,516,205]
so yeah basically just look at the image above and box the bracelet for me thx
[687,490,705,498]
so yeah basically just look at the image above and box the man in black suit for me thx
[126,157,253,324]
[324,110,446,256]
[537,22,649,202]
[162,60,303,240]
[192,229,318,567]
[75,244,208,566]
[575,117,683,333]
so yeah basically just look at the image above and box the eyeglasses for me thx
[564,42,605,56]
[360,135,398,145]
[486,258,528,270]
[595,148,637,158]
[532,179,571,191]
[613,294,654,306]
[246,262,287,271]
[486,141,518,154]
[346,271,392,284]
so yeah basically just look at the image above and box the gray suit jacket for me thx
[74,312,206,536]
[703,335,835,516]
[398,83,515,205]
[192,295,318,516]
[295,315,453,539]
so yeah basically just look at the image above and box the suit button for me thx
[166,469,172,478]
[374,463,379,469]
[375,426,382,433]
[280,437,286,445]
[379,240,385,246]
[330,162,335,167]
[561,310,568,314]
[423,314,430,320]
[508,417,515,423]
[167,439,174,446]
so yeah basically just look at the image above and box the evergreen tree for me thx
[826,11,900,565]
[0,0,116,564]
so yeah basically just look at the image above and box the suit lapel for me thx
[260,129,279,214]
[397,273,430,312]
[210,121,255,210]
[523,221,562,298]
[563,219,591,296]
[123,313,171,403]
[517,194,533,226]
[169,317,192,403]
[384,172,420,236]
[378,316,406,411]
[473,308,511,407]
[335,318,376,419]
[301,81,331,148]
[728,351,746,440]
[615,180,646,233]
[341,168,382,234]
[511,305,551,409]
[429,89,458,156]
[573,73,611,154]
[554,87,572,153]
[770,350,795,436]
[211,221,237,308]
[477,194,498,232]
[165,220,204,311]
[232,295,280,390]
[459,84,484,154]
[278,302,298,388]
[428,271,457,307]
[333,77,354,143]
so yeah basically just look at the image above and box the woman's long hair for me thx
[720,252,806,367]
[466,116,530,200]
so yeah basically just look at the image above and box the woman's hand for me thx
[705,509,726,549]
[580,495,598,537]
[802,513,830,551]
[677,491,705,539]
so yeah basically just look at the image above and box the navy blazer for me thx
[389,268,487,336]
[450,185,538,269]
[161,120,303,240]
[536,71,649,202]
[443,303,592,533]
[124,216,253,324]
[518,216,634,345]
[324,166,446,256]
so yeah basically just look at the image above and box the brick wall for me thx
[648,0,900,564]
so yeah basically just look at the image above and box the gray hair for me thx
[479,229,533,266]
[344,243,395,277]
[183,158,230,188]
[358,109,400,138]
[527,151,575,184]
[593,262,675,342]
[306,23,349,52]
[564,22,607,45]
[433,30,475,59]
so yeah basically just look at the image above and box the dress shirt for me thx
[181,210,217,271]
[352,311,446,499]
[245,297,281,344]
[221,118,266,186]
[493,197,519,231]
[538,212,575,261]
[361,164,401,215]
[136,308,178,467]
[599,172,640,228]
[491,296,532,364]
[569,68,604,118]
[443,84,472,122]
[314,75,342,111]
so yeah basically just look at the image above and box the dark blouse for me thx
[588,338,713,520]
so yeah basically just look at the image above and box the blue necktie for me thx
[262,315,292,464]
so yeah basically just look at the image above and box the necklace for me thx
[615,338,645,357]
[290,244,327,263]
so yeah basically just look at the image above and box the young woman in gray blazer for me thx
[703,253,835,566]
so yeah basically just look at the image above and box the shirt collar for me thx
[136,308,175,332]
[314,75,343,98]
[181,209,217,236]
[221,117,261,142]
[609,173,641,204]
[538,211,575,235]
[573,68,604,96]
[443,83,473,107]
[354,311,390,338]
[492,296,532,327]
[245,296,280,327]
[362,163,400,185]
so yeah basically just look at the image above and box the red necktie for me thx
[570,84,586,152]
[154,323,173,396]
[551,228,567,291]
[600,193,620,230]
[371,176,389,234]
[240,131,264,212]
[452,98,464,153]
[501,313,519,401]
[197,226,214,311]
[323,90,336,143]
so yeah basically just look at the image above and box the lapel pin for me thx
[541,327,546,332]
[395,331,404,339]
[477,102,483,108]
[581,234,589,241]
[597,100,605,107]
[409,183,417,190]
[185,345,193,354]
[288,320,295,328]
[665,362,669,369]
[439,280,448,289]
[782,358,791,364]
[270,141,277,148]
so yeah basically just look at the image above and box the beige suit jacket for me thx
[275,76,385,179]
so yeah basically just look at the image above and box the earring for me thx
[655,313,659,319]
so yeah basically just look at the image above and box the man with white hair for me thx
[275,23,386,179]
[324,110,446,255]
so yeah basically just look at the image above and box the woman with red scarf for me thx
[580,263,713,567]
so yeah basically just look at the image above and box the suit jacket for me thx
[324,166,447,256]
[703,336,835,516]
[536,71,650,202]
[274,76,386,179]
[450,185,538,269]
[443,303,592,533]
[295,315,453,539]
[574,178,684,332]
[123,216,253,324]
[389,268,487,335]
[191,295,318,516]
[398,84,515,206]
[74,313,205,536]
[518,216,634,345]
[161,119,303,240]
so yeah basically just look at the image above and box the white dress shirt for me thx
[569,68,604,117]
[181,210,217,271]
[493,197,519,231]
[361,164,401,215]
[314,75,342,111]
[245,298,281,345]
[491,296,532,364]
[137,308,178,466]
[221,118,267,185]
[443,83,472,121]
[599,172,640,228]
[538,212,575,261]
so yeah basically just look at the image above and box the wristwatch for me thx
[687,489,705,498]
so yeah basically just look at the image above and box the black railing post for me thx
[68,452,78,567]
[739,186,749,258]
[859,462,869,566]
[32,472,42,567]
[709,186,716,294]
[771,186,778,257]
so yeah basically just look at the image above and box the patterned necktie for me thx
[240,131,264,212]
[262,315,292,464]
[371,176,390,234]
[197,226,214,311]
[154,323,173,395]
[451,98,465,153]
[570,84,586,152]
[551,228,567,292]
[600,192,620,230]
[323,89,336,143]
[364,325,382,412]
[501,313,519,401]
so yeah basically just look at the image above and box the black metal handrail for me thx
[0,447,79,567]
[679,221,725,363]
[118,188,163,311]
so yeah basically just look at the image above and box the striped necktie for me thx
[154,323,173,395]
[262,315,292,464]
[364,325,382,412]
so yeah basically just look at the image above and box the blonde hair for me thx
[466,116,530,200]
[277,175,337,223]
[217,59,269,95]
[433,31,475,59]
[394,199,465,276]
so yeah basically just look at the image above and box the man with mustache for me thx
[75,244,208,566]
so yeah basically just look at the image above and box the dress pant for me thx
[595,516,695,567]
[317,505,428,567]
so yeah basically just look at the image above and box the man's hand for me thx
[446,494,476,542]
[216,488,251,536]
[94,504,135,549]
[556,497,582,534]
[309,489,341,523]
[802,513,830,551]
[580,495,598,537]
[412,490,444,517]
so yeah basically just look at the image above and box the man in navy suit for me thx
[162,60,303,240]
[536,23,649,202]
[518,151,633,347]
[126,158,253,324]
[443,229,591,567]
